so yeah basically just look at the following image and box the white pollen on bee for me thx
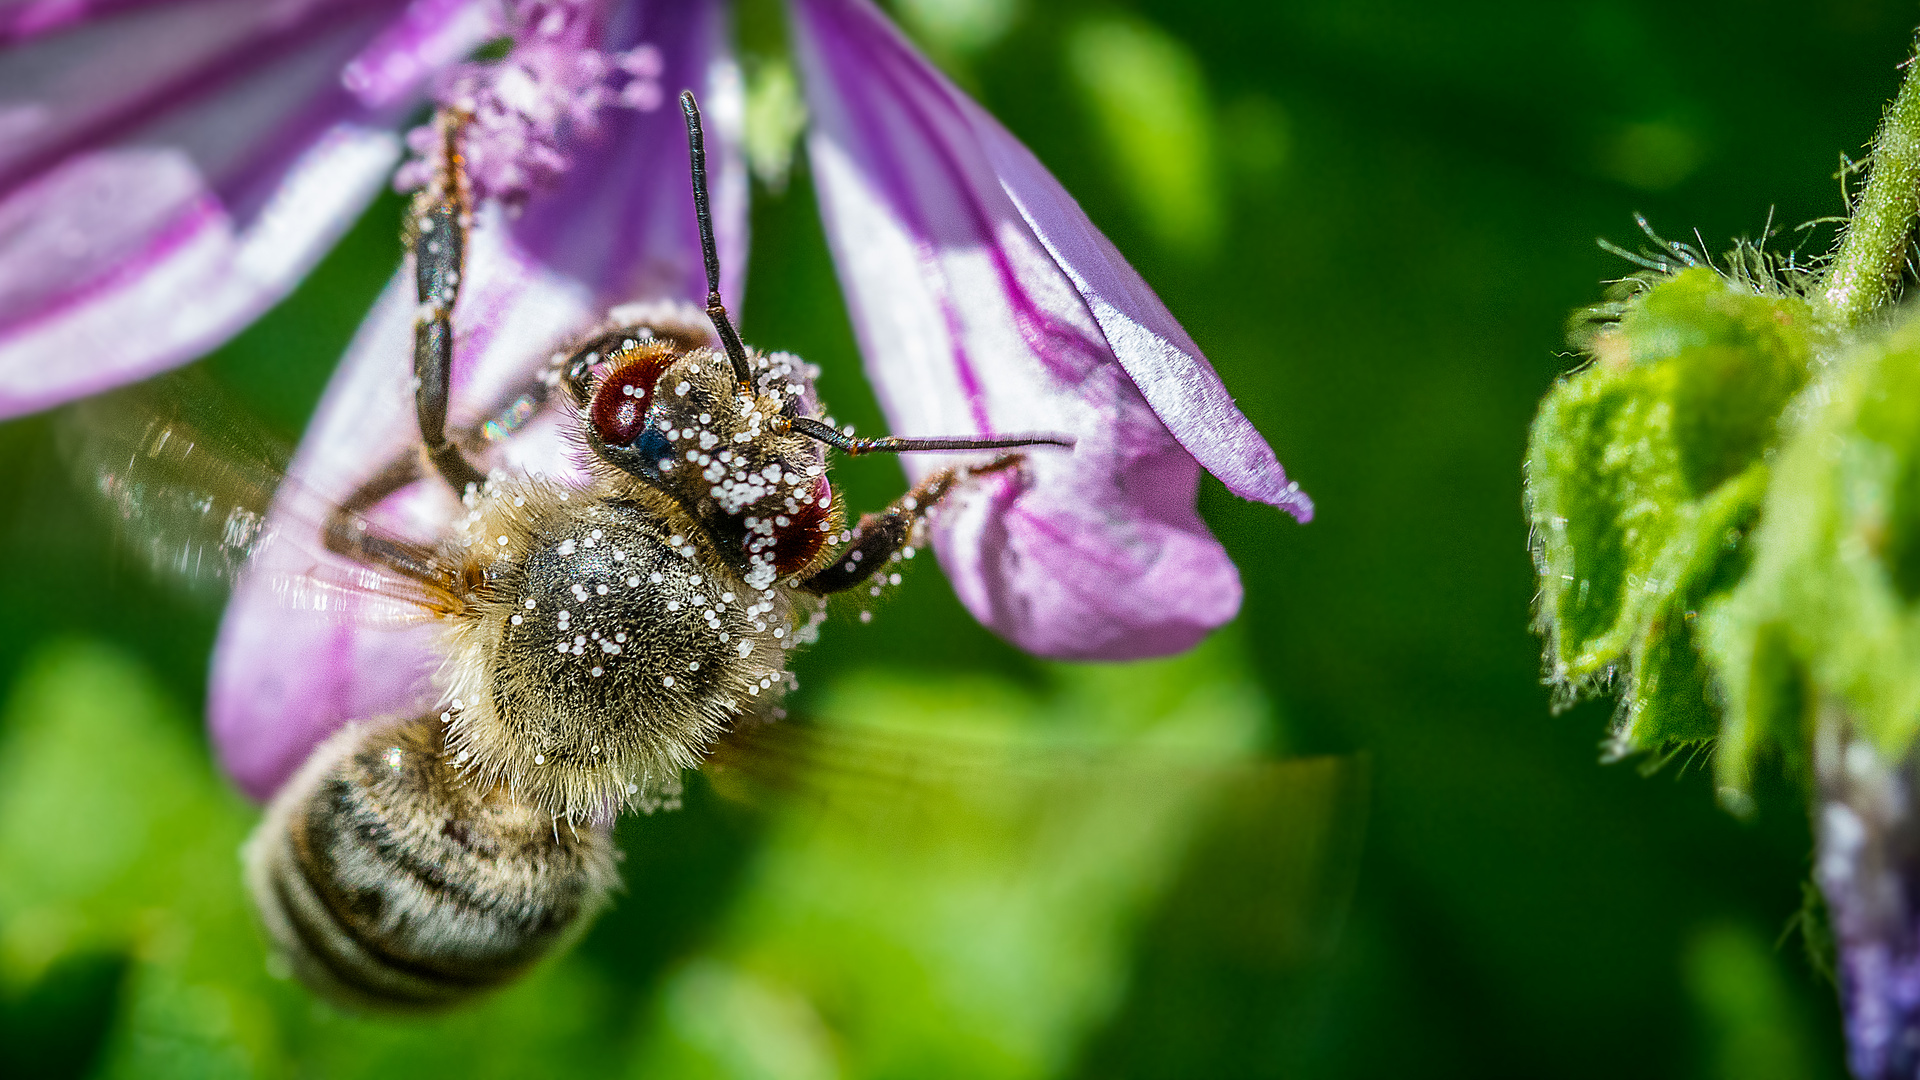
[667,600,681,611]
[902,547,916,559]
[525,598,537,609]
[559,609,571,619]
[534,753,546,765]
[719,632,730,642]
[627,575,641,587]
[774,627,786,638]
[591,529,604,540]
[860,611,873,623]
[613,549,626,561]
[663,675,675,688]
[806,464,822,476]
[452,698,465,710]
[615,632,628,643]
[650,572,664,584]
[556,642,568,653]
[699,412,712,423]
[755,620,767,631]
[514,496,526,507]
[870,586,882,596]
[675,380,690,395]
[557,538,577,555]
[510,614,523,625]
[591,745,601,754]
[497,535,510,546]
[737,640,754,657]
[734,432,751,443]
[889,573,902,585]
[627,783,640,795]
[597,584,609,595]
[558,491,569,500]
[689,364,701,373]
[690,575,703,586]
[688,661,700,671]
[591,666,604,677]
[575,634,587,646]
[720,592,735,603]
[441,710,452,723]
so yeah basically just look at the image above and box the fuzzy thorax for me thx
[438,478,809,822]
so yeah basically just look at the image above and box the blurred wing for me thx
[706,713,1367,960]
[63,374,452,625]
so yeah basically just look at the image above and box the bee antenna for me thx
[680,90,755,393]
[784,416,1076,456]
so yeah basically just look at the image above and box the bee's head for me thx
[583,341,837,587]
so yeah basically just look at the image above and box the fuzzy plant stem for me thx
[1824,33,1920,328]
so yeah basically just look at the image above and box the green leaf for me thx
[1706,307,1920,798]
[1527,267,1816,759]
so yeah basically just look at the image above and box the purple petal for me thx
[791,0,1306,660]
[1815,719,1920,1080]
[511,0,745,310]
[209,0,742,800]
[0,0,495,419]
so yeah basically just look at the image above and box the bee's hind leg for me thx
[799,455,1021,596]
[408,108,487,496]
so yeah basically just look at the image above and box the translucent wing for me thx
[705,709,1367,962]
[63,373,454,625]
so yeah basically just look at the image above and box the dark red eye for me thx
[588,349,673,445]
[770,475,833,577]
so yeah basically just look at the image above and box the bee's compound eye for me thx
[589,352,673,446]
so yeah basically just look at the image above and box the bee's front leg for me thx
[409,109,486,495]
[799,455,1021,596]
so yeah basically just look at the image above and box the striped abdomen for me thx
[245,715,617,1010]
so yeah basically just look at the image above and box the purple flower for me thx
[1814,715,1920,1080]
[793,0,1309,660]
[0,0,499,416]
[0,0,1308,799]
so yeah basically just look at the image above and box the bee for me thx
[79,91,1072,1012]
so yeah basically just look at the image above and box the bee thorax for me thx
[443,487,800,820]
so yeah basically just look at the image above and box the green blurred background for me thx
[5,0,1916,1075]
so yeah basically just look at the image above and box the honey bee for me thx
[77,92,1073,1011]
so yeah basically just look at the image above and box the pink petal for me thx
[0,0,495,419]
[210,0,742,800]
[791,0,1307,660]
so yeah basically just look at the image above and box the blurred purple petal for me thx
[0,0,495,419]
[792,0,1305,660]
[209,0,740,799]
[1815,714,1920,1080]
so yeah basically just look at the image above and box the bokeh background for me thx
[4,0,1917,1076]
